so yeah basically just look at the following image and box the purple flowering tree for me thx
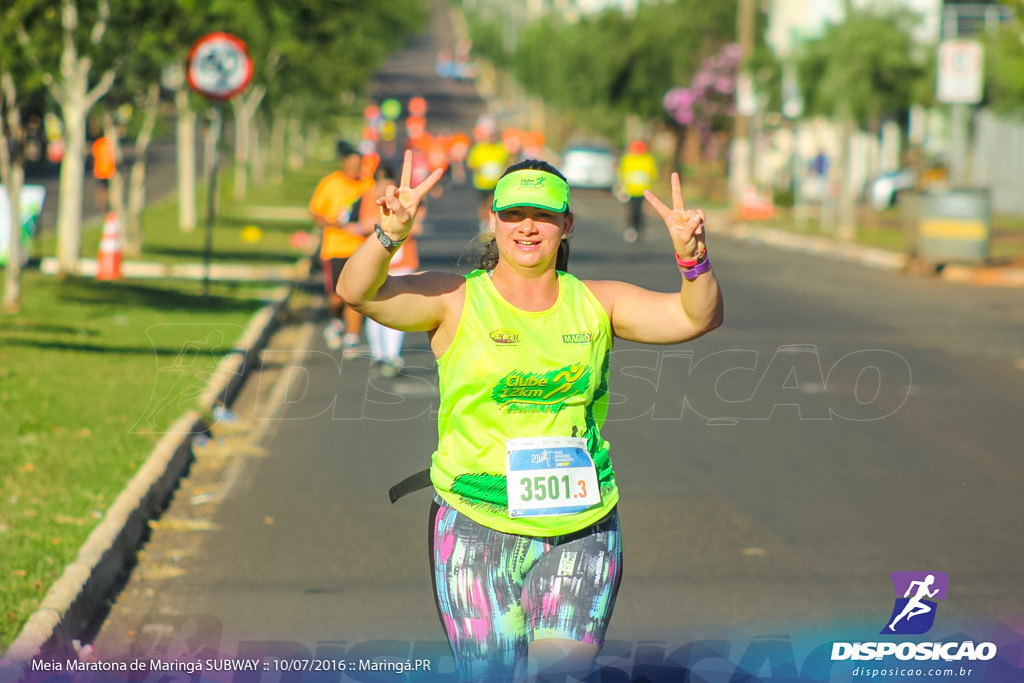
[663,43,743,181]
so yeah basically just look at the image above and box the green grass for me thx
[0,161,330,650]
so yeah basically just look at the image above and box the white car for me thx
[561,144,617,191]
[869,168,917,210]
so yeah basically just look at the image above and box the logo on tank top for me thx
[491,363,591,413]
[489,328,520,345]
[562,330,592,344]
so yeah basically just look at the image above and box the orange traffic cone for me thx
[97,212,122,281]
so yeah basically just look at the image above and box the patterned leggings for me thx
[429,498,622,682]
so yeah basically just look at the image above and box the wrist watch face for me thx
[375,223,399,247]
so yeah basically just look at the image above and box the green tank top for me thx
[431,269,619,536]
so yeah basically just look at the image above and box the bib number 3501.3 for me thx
[506,436,601,518]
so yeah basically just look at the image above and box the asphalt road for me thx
[89,0,1024,678]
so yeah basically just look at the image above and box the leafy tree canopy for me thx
[795,8,929,126]
[490,0,739,140]
[984,12,1024,115]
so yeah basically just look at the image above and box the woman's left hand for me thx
[643,172,706,259]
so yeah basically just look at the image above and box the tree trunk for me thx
[231,85,266,201]
[269,115,286,185]
[250,115,265,188]
[102,110,126,223]
[124,82,160,256]
[176,79,197,233]
[835,113,856,241]
[1,72,26,314]
[51,0,116,276]
[56,96,87,275]
[1,165,25,314]
[287,117,304,170]
[307,124,321,162]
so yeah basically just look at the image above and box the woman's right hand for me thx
[378,150,445,242]
[643,172,706,260]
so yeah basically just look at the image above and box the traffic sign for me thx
[187,32,253,100]
[936,40,983,105]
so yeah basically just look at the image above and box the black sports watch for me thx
[374,223,405,249]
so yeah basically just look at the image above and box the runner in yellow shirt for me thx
[617,140,658,243]
[466,132,509,233]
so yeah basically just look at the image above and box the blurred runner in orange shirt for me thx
[309,141,377,353]
[91,135,116,210]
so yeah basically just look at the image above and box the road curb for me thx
[718,221,908,271]
[39,257,307,283]
[939,263,1024,287]
[719,219,1024,286]
[0,258,312,673]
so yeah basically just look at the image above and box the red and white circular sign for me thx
[936,40,983,105]
[187,33,253,100]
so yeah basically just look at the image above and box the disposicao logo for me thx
[881,571,948,635]
[831,571,998,663]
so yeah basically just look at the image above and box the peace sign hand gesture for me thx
[643,172,706,260]
[377,149,445,242]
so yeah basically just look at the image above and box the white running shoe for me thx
[323,320,345,350]
[342,334,369,358]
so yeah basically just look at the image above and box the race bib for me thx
[506,436,601,518]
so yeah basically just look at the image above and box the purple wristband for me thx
[680,257,712,281]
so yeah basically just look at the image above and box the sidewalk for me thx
[717,214,1024,287]
[39,257,307,283]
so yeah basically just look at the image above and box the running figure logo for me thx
[881,571,949,635]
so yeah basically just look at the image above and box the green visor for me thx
[492,170,570,212]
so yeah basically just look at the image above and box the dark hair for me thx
[474,158,573,272]
[336,140,360,159]
[374,163,397,182]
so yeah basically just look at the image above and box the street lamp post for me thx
[729,0,755,220]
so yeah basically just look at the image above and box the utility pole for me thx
[729,0,755,219]
[834,0,856,242]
